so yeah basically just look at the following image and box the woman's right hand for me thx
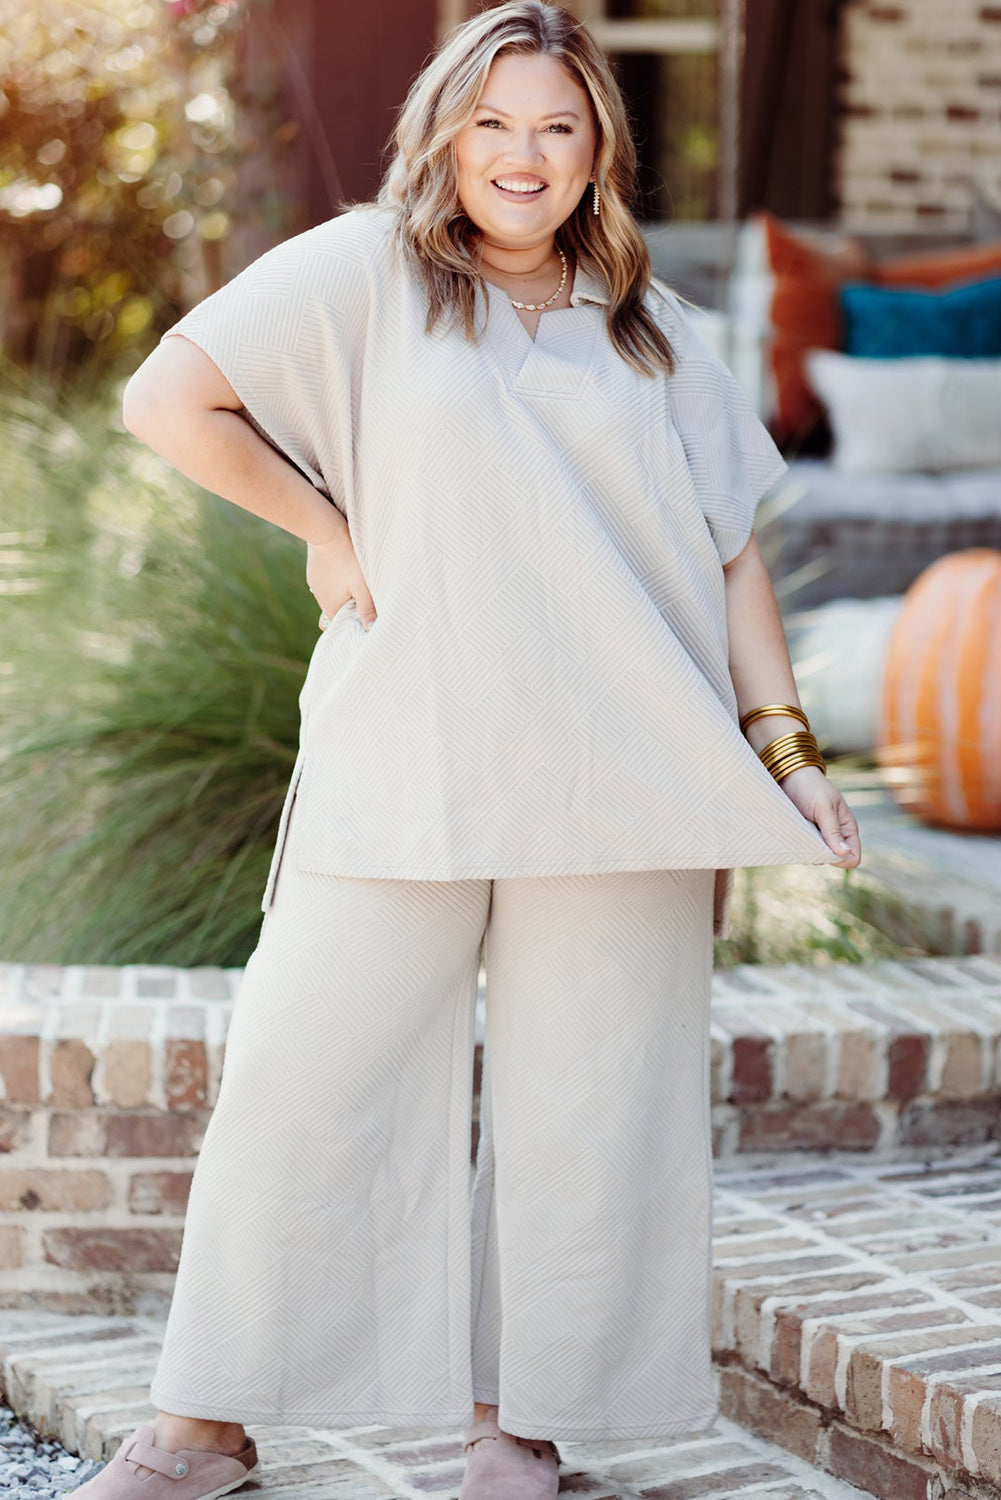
[306,518,377,632]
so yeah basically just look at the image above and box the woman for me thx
[83,4,861,1498]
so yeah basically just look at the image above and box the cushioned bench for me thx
[763,459,1001,609]
[641,219,1001,612]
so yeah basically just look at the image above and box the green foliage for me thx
[715,854,914,969]
[0,367,316,965]
[713,748,927,967]
[0,0,294,387]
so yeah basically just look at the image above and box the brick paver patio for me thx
[0,1307,869,1499]
[4,1145,1001,1498]
[714,1145,1001,1496]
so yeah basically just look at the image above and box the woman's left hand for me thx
[778,765,862,868]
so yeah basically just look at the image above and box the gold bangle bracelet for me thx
[739,703,810,735]
[764,751,827,782]
[759,730,820,762]
[762,756,828,780]
[760,737,826,768]
[759,729,827,779]
[771,759,826,784]
[762,739,825,765]
[762,744,826,772]
[763,756,826,780]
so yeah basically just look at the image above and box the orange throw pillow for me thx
[870,240,1001,289]
[757,211,870,446]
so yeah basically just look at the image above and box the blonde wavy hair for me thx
[341,0,683,378]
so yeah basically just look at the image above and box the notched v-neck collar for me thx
[481,270,603,396]
[567,260,611,307]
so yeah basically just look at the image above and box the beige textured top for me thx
[161,203,839,937]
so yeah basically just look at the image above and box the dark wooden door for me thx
[238,0,439,229]
[740,0,843,221]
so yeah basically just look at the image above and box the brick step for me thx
[0,1309,872,1500]
[708,952,1001,1157]
[7,1145,1001,1498]
[713,1143,1001,1499]
[2,954,1001,1310]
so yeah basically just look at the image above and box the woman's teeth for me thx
[493,179,546,196]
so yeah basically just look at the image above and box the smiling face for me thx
[454,50,598,252]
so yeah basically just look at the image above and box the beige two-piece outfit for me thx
[147,205,840,1441]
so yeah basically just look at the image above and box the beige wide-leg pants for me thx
[148,853,718,1443]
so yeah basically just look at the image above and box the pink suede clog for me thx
[459,1405,560,1500]
[69,1422,259,1500]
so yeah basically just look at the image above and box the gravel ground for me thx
[0,1403,103,1497]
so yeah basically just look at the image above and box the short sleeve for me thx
[651,280,790,565]
[159,208,383,509]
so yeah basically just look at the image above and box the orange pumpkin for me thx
[876,549,1001,830]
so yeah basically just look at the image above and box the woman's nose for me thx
[502,129,544,161]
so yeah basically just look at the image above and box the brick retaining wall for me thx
[1,956,1000,1313]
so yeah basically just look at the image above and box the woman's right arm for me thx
[122,334,377,626]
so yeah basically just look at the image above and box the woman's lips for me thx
[492,180,548,202]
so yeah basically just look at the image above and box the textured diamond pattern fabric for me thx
[149,857,719,1441]
[159,205,841,940]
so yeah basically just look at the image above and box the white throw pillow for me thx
[804,350,1001,475]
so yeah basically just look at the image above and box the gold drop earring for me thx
[592,180,600,215]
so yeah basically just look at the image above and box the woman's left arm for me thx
[723,535,862,870]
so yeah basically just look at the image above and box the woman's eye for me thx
[475,118,573,133]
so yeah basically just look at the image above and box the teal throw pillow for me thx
[839,274,1001,358]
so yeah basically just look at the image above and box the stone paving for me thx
[5,1146,1001,1498]
[3,941,1001,1499]
[0,1308,870,1500]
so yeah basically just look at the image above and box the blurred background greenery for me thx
[0,0,301,391]
[0,0,321,964]
[0,369,315,965]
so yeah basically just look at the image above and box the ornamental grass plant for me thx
[1,371,901,967]
[0,366,315,966]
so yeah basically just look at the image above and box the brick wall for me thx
[1,957,1000,1314]
[0,964,236,1315]
[835,0,1001,229]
